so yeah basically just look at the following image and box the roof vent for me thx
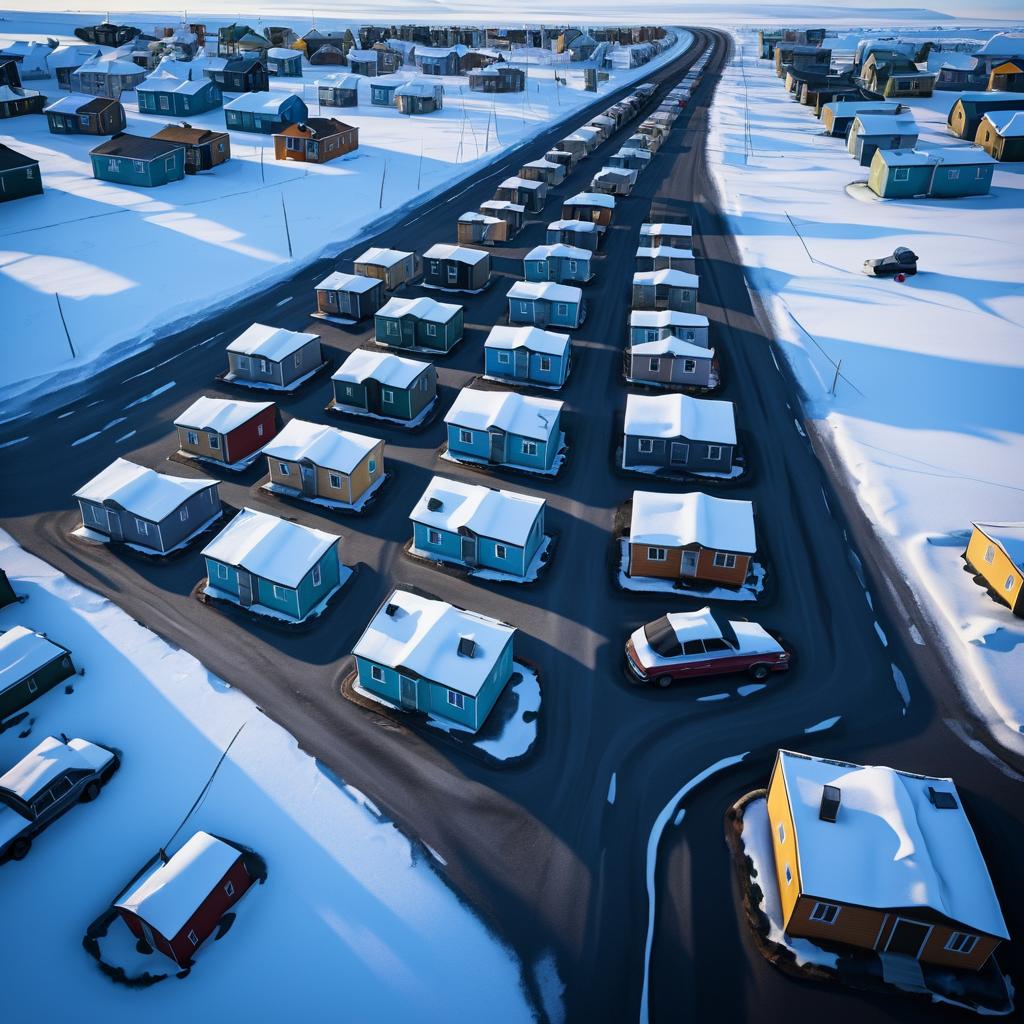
[385,602,401,618]
[927,786,958,810]
[427,497,443,512]
[457,636,477,658]
[819,785,841,823]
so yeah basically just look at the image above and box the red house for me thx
[173,396,278,467]
[115,831,256,967]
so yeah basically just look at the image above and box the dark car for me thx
[626,607,790,687]
[0,734,119,862]
[863,246,918,277]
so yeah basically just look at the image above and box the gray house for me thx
[520,158,565,187]
[479,199,525,238]
[314,271,385,321]
[523,243,593,284]
[629,309,710,349]
[635,245,696,273]
[640,222,692,249]
[495,175,547,213]
[632,269,699,313]
[546,218,604,251]
[75,458,221,553]
[591,166,637,197]
[224,323,323,389]
[622,393,736,475]
[848,111,919,167]
[626,336,717,389]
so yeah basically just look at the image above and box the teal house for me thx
[484,325,571,388]
[868,147,995,199]
[370,77,402,106]
[352,588,517,731]
[374,295,464,353]
[523,243,593,284]
[224,91,308,134]
[444,387,564,473]
[410,475,547,579]
[0,626,78,721]
[202,507,343,621]
[90,133,185,187]
[137,73,222,116]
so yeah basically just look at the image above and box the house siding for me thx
[0,647,76,720]
[966,527,1023,613]
[78,485,219,552]
[267,442,384,505]
[447,415,559,470]
[228,338,322,387]
[627,542,750,585]
[767,763,803,927]
[623,435,734,474]
[628,351,713,387]
[92,148,185,187]
[485,347,568,387]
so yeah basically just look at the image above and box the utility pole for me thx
[378,159,387,207]
[416,138,424,190]
[280,194,293,258]
[260,143,265,183]
[830,359,842,396]
[55,293,75,359]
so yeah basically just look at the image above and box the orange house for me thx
[964,522,1024,615]
[273,117,358,164]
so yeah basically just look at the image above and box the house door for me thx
[886,919,931,958]
[670,442,689,466]
[399,674,418,709]
[364,379,381,412]
[236,570,255,607]
[681,551,699,576]
[184,148,198,173]
[488,429,506,464]
[400,319,415,347]
[299,464,317,497]
[105,510,124,541]
[514,349,530,377]
[307,141,319,161]
[461,533,478,566]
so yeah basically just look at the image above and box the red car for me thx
[626,607,790,687]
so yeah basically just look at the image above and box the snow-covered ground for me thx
[0,15,689,403]
[0,529,535,1021]
[708,31,1024,754]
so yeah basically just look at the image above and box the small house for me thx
[820,99,901,137]
[414,45,464,76]
[627,490,756,587]
[203,507,342,618]
[0,56,21,89]
[314,271,385,321]
[263,419,384,508]
[350,48,400,77]
[972,31,1024,77]
[90,133,185,188]
[116,832,257,969]
[468,64,524,92]
[317,73,360,107]
[75,23,141,48]
[563,129,598,155]
[44,94,125,135]
[457,211,509,245]
[422,244,491,292]
[632,269,699,314]
[976,110,1024,162]
[308,44,345,67]
[395,80,444,114]
[627,336,717,389]
[867,147,995,199]
[375,295,464,352]
[790,44,831,73]
[765,749,1009,970]
[0,144,41,202]
[0,626,77,721]
[479,199,525,238]
[507,281,585,329]
[0,40,51,80]
[205,57,269,93]
[545,219,604,252]
[926,148,996,198]
[367,74,397,104]
[523,243,592,284]
[545,147,576,172]
[562,192,615,226]
[484,325,571,388]
[640,222,692,248]
[591,167,637,197]
[866,149,935,197]
[520,158,565,187]
[331,349,436,422]
[608,147,653,173]
[352,588,515,731]
[0,84,45,118]
[636,245,696,274]
[946,92,1024,139]
[224,324,322,389]
[988,60,1024,92]
[410,476,546,578]
[964,522,1023,614]
[265,47,303,77]
[587,114,616,141]
[70,55,146,98]
[152,124,230,173]
[217,23,271,59]
[353,247,420,290]
[274,118,358,163]
[224,91,307,134]
[445,388,563,472]
[622,393,736,474]
[848,112,919,166]
[137,72,222,116]
[75,457,220,552]
[174,396,277,465]
[495,176,547,213]
[929,52,984,91]
[47,44,101,88]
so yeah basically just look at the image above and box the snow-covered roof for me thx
[116,831,242,939]
[631,490,756,553]
[352,589,515,697]
[484,325,570,357]
[423,243,488,265]
[594,167,636,182]
[523,158,560,171]
[507,280,582,305]
[415,44,467,58]
[174,396,273,435]
[445,388,562,441]
[633,269,700,289]
[316,73,361,90]
[853,112,918,135]
[924,146,997,166]
[624,393,736,444]
[396,81,443,98]
[927,50,977,72]
[74,459,214,521]
[226,323,318,361]
[76,55,142,77]
[616,146,652,160]
[641,222,692,240]
[47,44,101,69]
[982,110,1024,137]
[546,219,600,233]
[480,199,525,214]
[332,349,427,389]
[267,47,301,60]
[410,475,544,546]
[458,212,503,226]
[524,243,590,262]
[563,191,615,209]
[202,507,337,585]
[355,247,412,269]
[0,736,108,800]
[0,626,67,693]
[631,337,714,360]
[43,93,101,114]
[876,148,936,167]
[775,750,1009,939]
[636,245,694,261]
[136,74,212,95]
[262,419,378,475]
[573,126,600,141]
[316,271,380,293]
[377,295,461,322]
[224,91,297,113]
[973,522,1024,568]
[348,49,378,62]
[499,175,544,191]
[974,32,1024,57]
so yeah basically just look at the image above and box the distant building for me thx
[274,118,358,163]
[976,109,1024,161]
[44,94,125,135]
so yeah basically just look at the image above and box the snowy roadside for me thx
[705,31,1024,756]
[0,528,536,1021]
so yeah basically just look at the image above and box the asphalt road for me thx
[2,29,1022,1024]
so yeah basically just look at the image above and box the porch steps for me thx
[879,953,927,991]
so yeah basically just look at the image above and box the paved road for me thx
[2,29,1021,1024]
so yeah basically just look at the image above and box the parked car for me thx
[863,246,918,277]
[625,608,790,687]
[0,734,119,862]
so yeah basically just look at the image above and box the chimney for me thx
[819,784,841,823]
[457,635,477,658]
[427,497,443,512]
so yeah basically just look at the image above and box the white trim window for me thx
[427,529,442,546]
[521,440,538,456]
[538,356,551,372]
[279,462,291,476]
[706,445,723,461]
[556,303,569,316]
[208,433,221,450]
[179,507,189,523]
[683,358,697,374]
[370,665,384,683]
[237,355,250,370]
[426,322,437,337]
[381,388,394,404]
[293,351,302,368]
[497,351,511,365]
[647,546,667,562]
[459,428,474,445]
[894,167,910,182]
[713,552,737,569]
[809,902,841,925]
[272,584,288,601]
[945,932,978,955]
[495,543,508,560]
[648,357,661,372]
[311,563,322,587]
[186,430,199,446]
[216,562,229,580]
[446,689,466,710]
[326,472,342,490]
[135,519,149,535]
[638,438,654,454]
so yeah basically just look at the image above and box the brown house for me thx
[766,750,1009,971]
[152,123,230,173]
[975,110,1024,162]
[988,60,1024,92]
[273,117,358,163]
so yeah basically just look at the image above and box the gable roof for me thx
[262,418,378,474]
[396,80,443,99]
[445,387,562,441]
[90,133,181,161]
[422,243,487,265]
[974,32,1024,58]
[137,73,214,95]
[484,325,570,356]
[630,490,756,552]
[152,124,229,145]
[410,475,544,546]
[332,348,427,389]
[44,93,119,115]
[563,191,615,209]
[173,396,273,434]
[226,323,318,361]
[74,459,214,520]
[852,112,918,135]
[377,295,461,322]
[624,392,736,444]
[641,222,693,240]
[631,336,715,360]
[633,268,700,289]
[973,522,1024,569]
[982,109,1024,137]
[316,270,379,293]
[224,91,300,114]
[507,280,582,305]
[316,73,362,90]
[355,246,412,268]
[0,626,66,693]
[546,218,600,233]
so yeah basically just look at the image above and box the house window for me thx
[136,519,149,535]
[495,543,508,559]
[497,351,511,364]
[894,167,910,181]
[777,822,785,843]
[186,430,198,446]
[1005,575,1016,591]
[133,159,145,173]
[27,676,38,693]
[368,459,377,474]
[179,508,189,523]
[947,169,961,181]
[311,564,322,587]
[387,321,399,335]
[446,689,466,710]
[294,351,302,368]
[344,385,354,397]
[647,547,667,561]
[946,932,978,955]
[713,552,737,569]
[648,357,661,372]
[258,358,270,374]
[279,462,291,476]
[272,584,288,601]
[382,388,394,404]
[556,303,568,316]
[188,930,199,946]
[446,265,458,281]
[257,424,265,437]
[80,114,89,126]
[459,428,474,445]
[638,438,654,454]
[683,359,697,374]
[538,356,551,372]
[224,880,235,898]
[427,529,442,545]
[518,301,530,314]
[286,136,302,151]
[784,864,792,885]
[810,902,841,925]
[976,167,986,179]
[159,94,170,110]
[216,563,229,580]
[371,665,384,682]
[706,445,723,460]
[237,355,250,370]
[426,323,437,337]
[208,433,220,449]
[521,440,538,456]
[329,473,342,489]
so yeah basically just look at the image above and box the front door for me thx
[488,429,506,464]
[514,349,530,378]
[461,533,478,566]
[106,509,124,541]
[236,570,254,607]
[364,379,381,412]
[399,674,418,709]
[886,919,931,958]
[299,464,317,497]
[307,141,319,162]
[681,550,699,577]
[670,442,689,466]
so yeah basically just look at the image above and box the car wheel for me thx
[655,674,673,689]
[9,837,31,861]
[749,664,770,681]
[81,781,101,803]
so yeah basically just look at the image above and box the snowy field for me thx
[0,529,536,1021]
[707,32,1024,753]
[0,14,688,402]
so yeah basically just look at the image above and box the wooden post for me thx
[830,359,842,396]
[281,194,293,258]
[55,293,75,359]
[378,159,387,207]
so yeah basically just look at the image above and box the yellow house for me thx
[965,522,1024,615]
[261,418,384,508]
[766,750,1008,971]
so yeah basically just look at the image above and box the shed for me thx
[495,175,547,213]
[507,280,585,329]
[316,73,360,107]
[0,84,45,118]
[848,112,919,166]
[224,324,322,389]
[137,72,222,116]
[591,166,638,197]
[354,247,420,290]
[265,47,303,77]
[70,55,146,98]
[422,244,491,292]
[224,91,307,133]
[519,158,565,188]
[331,349,436,422]
[174,396,277,466]
[457,211,508,245]
[274,117,358,163]
[640,222,692,248]
[375,295,464,352]
[414,44,464,77]
[484,325,572,388]
[965,522,1024,614]
[468,64,524,92]
[395,80,444,114]
[820,98,901,137]
[0,626,77,721]
[369,76,402,105]
[0,143,41,202]
[630,310,710,348]
[561,191,615,226]
[622,393,736,474]
[636,245,696,274]
[314,271,384,321]
[47,44,101,89]
[205,57,268,93]
[545,219,604,252]
[976,109,1024,161]
[152,124,230,173]
[632,269,699,314]
[523,243,592,284]
[45,94,125,135]
[608,147,653,173]
[947,92,1024,139]
[479,199,525,237]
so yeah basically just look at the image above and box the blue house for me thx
[523,243,593,284]
[352,588,516,731]
[265,47,303,77]
[224,91,307,133]
[410,475,547,578]
[90,133,185,187]
[414,45,465,76]
[202,507,343,621]
[136,73,222,116]
[445,387,564,473]
[507,280,585,329]
[484,325,571,389]
[370,76,403,106]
